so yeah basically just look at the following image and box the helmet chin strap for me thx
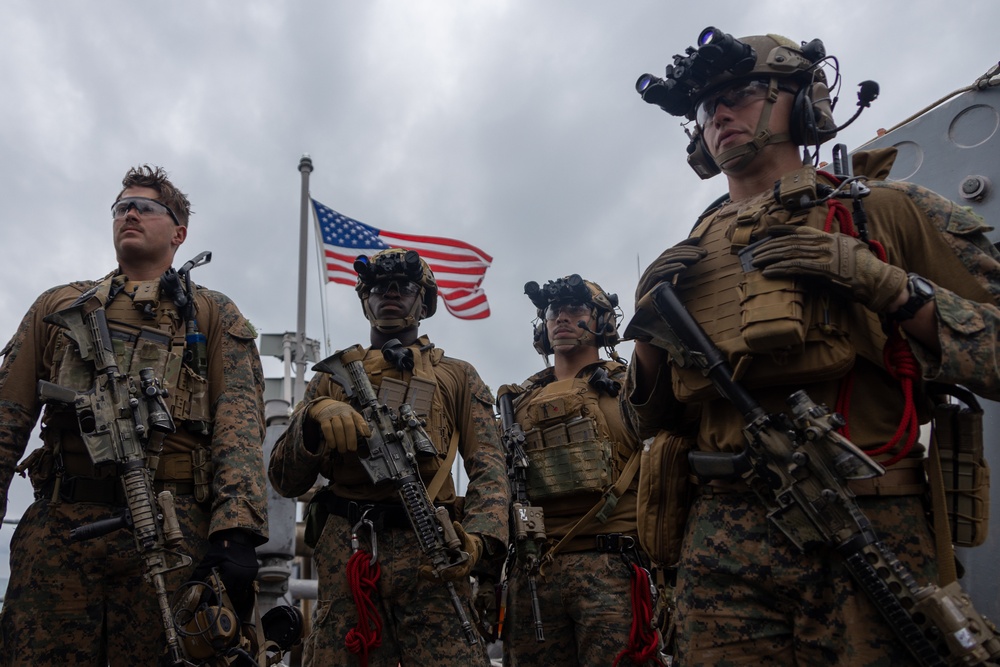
[711,78,792,173]
[549,327,594,351]
[364,292,423,333]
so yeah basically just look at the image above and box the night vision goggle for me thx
[524,274,593,311]
[636,26,826,119]
[354,249,423,287]
[636,27,757,117]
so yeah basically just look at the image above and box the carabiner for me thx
[351,508,378,565]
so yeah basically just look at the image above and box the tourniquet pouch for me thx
[932,387,989,547]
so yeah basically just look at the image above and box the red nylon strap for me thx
[345,550,383,666]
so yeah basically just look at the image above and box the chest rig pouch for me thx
[672,170,863,402]
[519,378,616,500]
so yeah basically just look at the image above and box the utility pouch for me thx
[15,447,54,496]
[931,386,989,547]
[637,431,694,570]
[737,259,806,353]
[192,447,213,504]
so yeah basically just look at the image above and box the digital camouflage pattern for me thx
[504,361,643,667]
[870,180,1000,400]
[0,273,268,665]
[269,336,508,666]
[624,178,1000,664]
[504,551,639,667]
[2,497,211,664]
[675,494,936,667]
[302,514,492,666]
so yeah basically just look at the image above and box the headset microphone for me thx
[578,320,614,336]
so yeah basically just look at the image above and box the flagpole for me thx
[295,154,314,405]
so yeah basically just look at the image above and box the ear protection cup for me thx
[790,81,837,146]
[687,132,721,180]
[532,320,552,356]
[593,309,621,347]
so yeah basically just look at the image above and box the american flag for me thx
[312,198,493,320]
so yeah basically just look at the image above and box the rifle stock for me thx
[630,281,1000,667]
[318,340,478,646]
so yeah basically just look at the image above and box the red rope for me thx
[818,194,920,466]
[863,329,920,465]
[613,564,664,667]
[345,549,382,666]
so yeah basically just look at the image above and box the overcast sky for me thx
[1,1,997,528]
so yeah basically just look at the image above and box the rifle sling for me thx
[426,429,459,502]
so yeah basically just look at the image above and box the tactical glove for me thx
[751,227,907,313]
[635,239,708,305]
[306,398,371,455]
[418,522,482,583]
[191,529,260,622]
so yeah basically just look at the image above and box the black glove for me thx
[192,529,259,622]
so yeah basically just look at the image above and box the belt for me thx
[322,495,413,530]
[562,532,640,554]
[43,476,196,505]
[691,458,927,497]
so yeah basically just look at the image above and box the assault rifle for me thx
[626,281,1000,667]
[317,340,478,646]
[497,389,546,643]
[38,292,192,665]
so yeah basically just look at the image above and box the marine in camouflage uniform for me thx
[0,166,268,665]
[626,30,1000,666]
[268,248,508,666]
[499,276,648,667]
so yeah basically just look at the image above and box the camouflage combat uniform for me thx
[502,360,644,667]
[0,272,268,665]
[268,335,508,666]
[624,175,1000,666]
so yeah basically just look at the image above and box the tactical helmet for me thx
[355,248,438,333]
[637,28,837,178]
[523,274,621,356]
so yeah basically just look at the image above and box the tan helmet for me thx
[524,274,621,356]
[355,248,438,333]
[636,28,837,178]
